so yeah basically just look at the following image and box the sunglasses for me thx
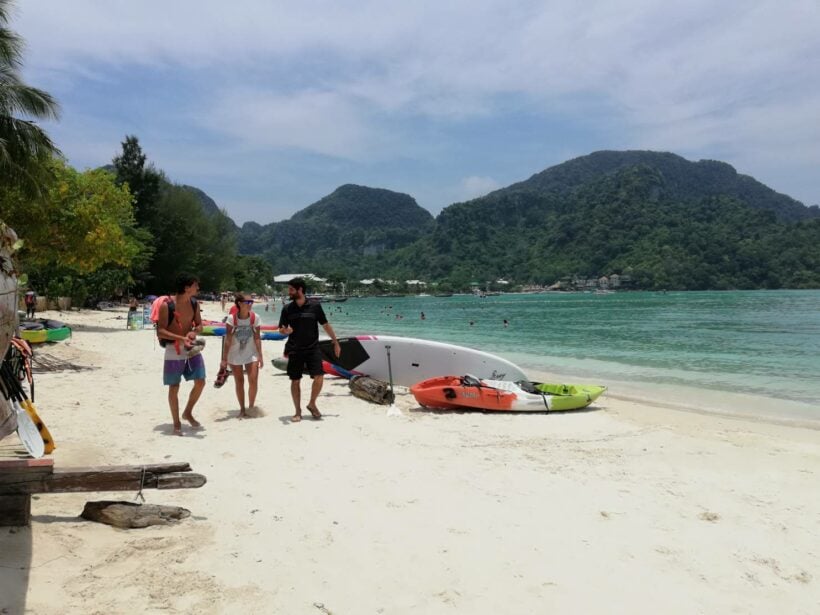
[242,300,254,305]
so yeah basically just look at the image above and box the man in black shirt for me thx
[278,278,341,422]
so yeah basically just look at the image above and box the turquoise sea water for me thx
[259,291,820,411]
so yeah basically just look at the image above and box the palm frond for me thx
[0,115,59,168]
[0,0,24,70]
[0,81,60,120]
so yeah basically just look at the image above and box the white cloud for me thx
[200,89,388,161]
[460,176,501,200]
[13,0,820,203]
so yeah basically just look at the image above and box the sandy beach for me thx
[1,304,818,614]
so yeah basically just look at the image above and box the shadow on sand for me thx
[70,322,133,334]
[30,514,82,524]
[407,404,604,416]
[152,423,207,439]
[276,413,339,425]
[0,525,32,614]
[213,407,268,423]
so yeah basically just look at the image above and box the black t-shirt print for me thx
[279,301,328,352]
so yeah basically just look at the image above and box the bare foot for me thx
[181,411,201,428]
[307,404,322,420]
[238,408,248,419]
[172,425,184,436]
[292,414,302,423]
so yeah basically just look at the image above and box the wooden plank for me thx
[52,462,191,475]
[0,458,54,470]
[156,473,207,490]
[0,463,205,495]
[0,494,30,526]
[0,467,54,487]
[41,470,205,494]
[0,471,206,494]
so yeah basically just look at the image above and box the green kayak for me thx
[533,383,606,411]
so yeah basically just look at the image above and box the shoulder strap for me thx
[232,310,256,326]
[191,297,200,326]
[166,300,176,326]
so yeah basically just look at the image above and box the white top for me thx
[226,315,261,365]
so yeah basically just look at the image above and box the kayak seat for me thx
[460,374,482,387]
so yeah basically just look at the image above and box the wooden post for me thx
[0,494,30,526]
[0,458,52,526]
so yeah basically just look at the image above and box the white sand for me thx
[1,305,818,614]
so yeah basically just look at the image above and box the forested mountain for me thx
[193,151,820,290]
[389,158,820,289]
[182,185,238,229]
[237,184,434,275]
[493,150,818,223]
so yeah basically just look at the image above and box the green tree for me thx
[1,158,142,273]
[233,255,273,294]
[112,135,161,228]
[146,184,238,293]
[324,271,346,294]
[1,158,148,301]
[0,0,60,195]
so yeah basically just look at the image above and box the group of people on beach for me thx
[156,275,341,435]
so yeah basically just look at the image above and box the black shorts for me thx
[286,349,324,380]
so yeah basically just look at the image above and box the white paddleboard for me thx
[15,401,44,459]
[319,335,528,388]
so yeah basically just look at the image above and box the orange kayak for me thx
[410,375,519,411]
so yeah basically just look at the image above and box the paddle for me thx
[13,400,44,458]
[384,345,402,417]
[0,360,55,454]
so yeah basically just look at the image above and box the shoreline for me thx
[2,305,818,614]
[301,319,820,427]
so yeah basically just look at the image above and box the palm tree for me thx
[0,0,59,192]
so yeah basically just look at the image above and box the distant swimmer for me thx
[469,320,475,326]
[503,319,509,328]
[421,312,426,320]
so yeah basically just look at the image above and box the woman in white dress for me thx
[220,292,263,418]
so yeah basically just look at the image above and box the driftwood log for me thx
[349,376,394,405]
[81,501,191,529]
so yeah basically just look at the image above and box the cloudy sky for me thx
[13,0,820,223]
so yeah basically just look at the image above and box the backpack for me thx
[231,310,256,328]
[157,297,200,347]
